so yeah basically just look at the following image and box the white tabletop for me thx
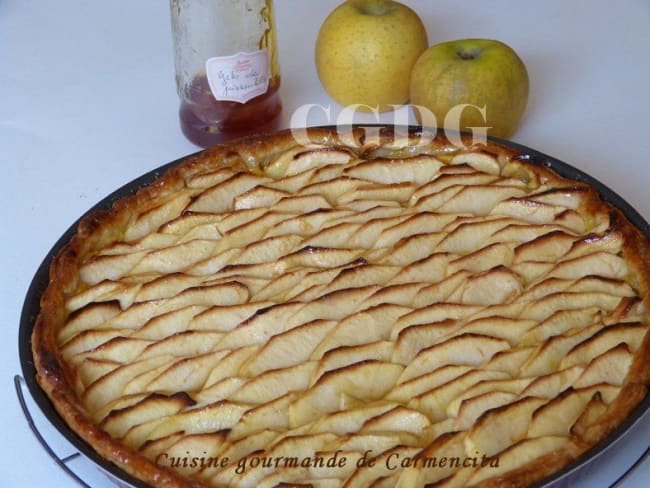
[2,1,649,486]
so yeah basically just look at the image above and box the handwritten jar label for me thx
[205,50,270,104]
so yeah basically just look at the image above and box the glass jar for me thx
[170,0,282,147]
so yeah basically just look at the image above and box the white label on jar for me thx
[205,50,270,104]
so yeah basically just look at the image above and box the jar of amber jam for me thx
[170,0,282,147]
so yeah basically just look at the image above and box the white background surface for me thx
[1,0,649,486]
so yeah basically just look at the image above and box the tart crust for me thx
[32,128,650,488]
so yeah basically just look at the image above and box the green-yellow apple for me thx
[410,38,529,138]
[316,0,428,112]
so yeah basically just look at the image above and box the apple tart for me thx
[33,128,650,487]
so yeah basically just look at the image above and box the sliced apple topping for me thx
[51,137,650,488]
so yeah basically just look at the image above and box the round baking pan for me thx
[18,126,650,487]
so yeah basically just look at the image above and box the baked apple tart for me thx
[33,128,650,487]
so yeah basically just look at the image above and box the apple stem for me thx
[457,48,482,60]
[349,0,396,16]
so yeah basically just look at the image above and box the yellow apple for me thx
[410,39,529,138]
[315,0,428,112]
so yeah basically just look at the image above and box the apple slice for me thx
[567,276,635,297]
[241,319,336,377]
[192,376,246,406]
[409,369,510,422]
[65,281,124,313]
[186,165,240,189]
[143,349,230,394]
[528,387,601,437]
[446,378,533,418]
[395,431,466,487]
[302,222,363,249]
[214,302,305,350]
[313,342,394,384]
[145,400,249,442]
[343,446,421,488]
[546,251,629,281]
[83,355,175,412]
[320,265,400,296]
[467,436,569,486]
[79,251,148,286]
[376,212,456,248]
[360,405,431,437]
[392,320,458,364]
[520,307,601,346]
[513,230,577,264]
[569,392,609,440]
[267,208,350,238]
[78,358,121,388]
[134,305,209,340]
[399,333,510,383]
[387,365,472,403]
[437,185,526,215]
[412,272,476,308]
[213,208,267,234]
[520,324,603,377]
[450,150,501,175]
[413,184,465,211]
[363,282,428,308]
[138,331,222,360]
[313,305,409,359]
[562,230,624,261]
[310,402,398,435]
[189,301,270,332]
[410,172,498,206]
[232,234,302,265]
[266,146,353,178]
[233,185,290,210]
[124,192,193,243]
[188,172,271,213]
[228,393,296,441]
[160,432,229,477]
[70,336,151,367]
[510,261,555,284]
[573,343,634,388]
[184,248,240,276]
[159,212,223,238]
[561,322,647,369]
[453,391,518,431]
[230,362,318,404]
[60,328,134,358]
[438,217,513,254]
[344,155,443,185]
[387,252,454,286]
[520,291,621,322]
[464,396,547,458]
[336,182,416,205]
[100,392,194,438]
[289,360,403,427]
[483,347,535,377]
[455,316,535,347]
[447,242,515,275]
[520,365,584,399]
[392,302,479,340]
[458,266,523,306]
[234,433,338,487]
[202,346,257,389]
